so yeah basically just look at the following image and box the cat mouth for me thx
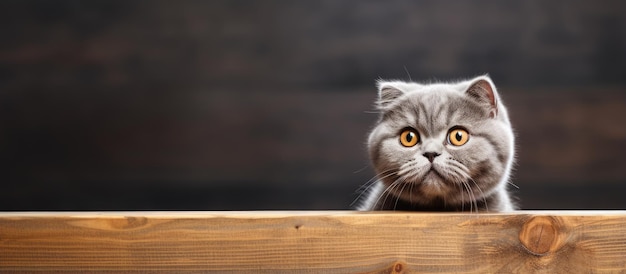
[416,165,460,195]
[425,168,443,180]
[426,164,444,175]
[395,163,448,186]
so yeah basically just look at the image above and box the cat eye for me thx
[399,128,420,147]
[448,128,469,146]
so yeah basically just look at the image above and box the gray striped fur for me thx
[358,75,516,212]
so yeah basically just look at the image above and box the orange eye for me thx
[399,129,419,147]
[448,128,469,146]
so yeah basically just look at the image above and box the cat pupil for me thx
[406,133,413,142]
[455,132,463,141]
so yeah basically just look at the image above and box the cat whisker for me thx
[456,178,465,212]
[460,182,474,213]
[354,169,397,198]
[443,173,468,206]
[351,169,397,207]
[369,177,398,209]
[460,179,482,213]
[352,165,369,174]
[364,110,382,114]
[444,159,482,213]
[409,177,415,204]
[453,162,488,213]
[355,168,396,193]
[387,181,405,210]
[376,178,403,210]
[394,179,410,210]
[446,158,471,174]
[397,160,417,177]
[403,65,412,82]
[468,177,489,212]
[467,182,475,214]
[398,161,429,183]
[467,182,475,213]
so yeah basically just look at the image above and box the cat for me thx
[357,75,516,212]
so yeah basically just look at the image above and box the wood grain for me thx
[1,211,626,272]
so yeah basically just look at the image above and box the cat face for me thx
[367,76,515,208]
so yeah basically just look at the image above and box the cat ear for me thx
[465,76,498,118]
[376,81,406,109]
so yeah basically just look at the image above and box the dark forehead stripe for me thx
[381,92,489,135]
[424,100,440,134]
[433,102,447,122]
[381,102,413,127]
[445,104,457,127]
[416,100,432,133]
[430,103,452,134]
[388,93,452,135]
[422,93,462,134]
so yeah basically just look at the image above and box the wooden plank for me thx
[1,211,626,272]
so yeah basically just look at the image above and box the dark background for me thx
[1,1,625,210]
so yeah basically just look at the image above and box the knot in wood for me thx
[519,216,559,256]
[390,261,406,273]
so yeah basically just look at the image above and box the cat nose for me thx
[423,152,440,163]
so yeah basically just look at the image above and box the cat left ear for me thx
[376,81,405,109]
[466,77,498,118]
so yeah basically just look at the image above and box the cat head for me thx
[367,75,515,208]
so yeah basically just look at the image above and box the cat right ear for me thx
[465,76,498,118]
[376,81,406,109]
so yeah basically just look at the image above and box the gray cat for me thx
[357,75,516,212]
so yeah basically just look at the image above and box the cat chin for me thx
[419,172,450,196]
[388,172,453,200]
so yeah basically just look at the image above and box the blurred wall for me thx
[1,0,625,210]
